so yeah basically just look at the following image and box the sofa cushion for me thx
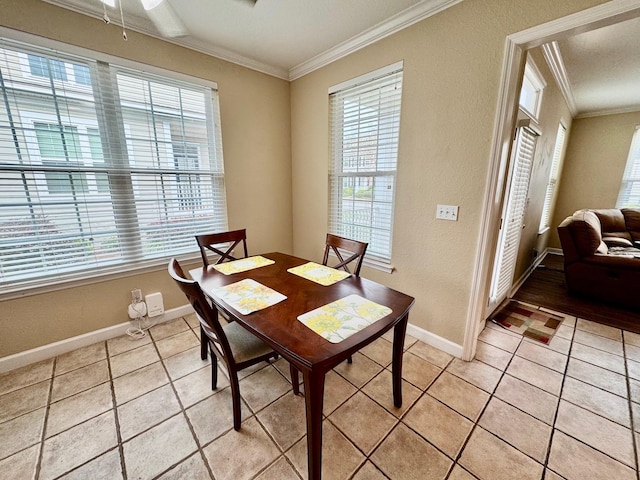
[592,209,632,242]
[622,208,640,242]
[603,236,634,248]
[568,210,606,256]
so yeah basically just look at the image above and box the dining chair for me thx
[322,233,368,277]
[196,228,248,267]
[195,229,248,360]
[325,233,368,364]
[168,258,279,431]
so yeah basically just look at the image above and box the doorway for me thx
[462,1,640,361]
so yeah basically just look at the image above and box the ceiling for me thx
[550,15,640,118]
[42,0,640,117]
[42,0,461,80]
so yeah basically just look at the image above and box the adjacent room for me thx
[2,0,640,479]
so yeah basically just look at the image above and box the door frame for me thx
[461,0,640,361]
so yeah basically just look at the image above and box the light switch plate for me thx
[436,204,459,221]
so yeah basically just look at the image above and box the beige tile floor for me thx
[1,304,639,479]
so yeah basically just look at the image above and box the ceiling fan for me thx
[101,0,258,39]
[100,0,187,38]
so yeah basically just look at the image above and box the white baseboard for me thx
[407,322,463,359]
[0,305,194,374]
[1,304,464,374]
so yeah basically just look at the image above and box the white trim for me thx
[406,322,463,359]
[509,248,547,296]
[541,42,578,118]
[0,305,194,374]
[292,0,461,80]
[576,104,640,118]
[547,247,563,256]
[463,0,640,362]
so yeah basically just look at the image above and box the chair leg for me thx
[200,325,208,360]
[229,373,242,431]
[290,363,299,395]
[347,355,353,364]
[211,353,218,390]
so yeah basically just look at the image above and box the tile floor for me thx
[1,303,640,479]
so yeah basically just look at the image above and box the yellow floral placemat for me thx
[298,294,392,343]
[211,279,286,315]
[287,262,351,286]
[213,256,275,275]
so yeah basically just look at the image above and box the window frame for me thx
[519,57,546,122]
[328,61,403,273]
[0,30,227,299]
[616,125,640,208]
[538,121,567,233]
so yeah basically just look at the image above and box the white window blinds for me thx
[0,38,227,294]
[616,126,640,208]
[329,63,403,265]
[539,123,566,232]
[491,125,537,303]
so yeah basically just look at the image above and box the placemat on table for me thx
[213,256,275,275]
[298,294,392,343]
[287,262,351,286]
[210,278,286,315]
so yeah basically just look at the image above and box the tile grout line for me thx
[151,322,218,480]
[621,335,640,480]
[105,339,129,480]
[33,357,55,480]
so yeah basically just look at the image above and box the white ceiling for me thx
[43,0,460,80]
[552,16,640,118]
[41,0,640,117]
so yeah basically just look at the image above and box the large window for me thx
[616,126,640,208]
[0,38,227,295]
[328,62,403,268]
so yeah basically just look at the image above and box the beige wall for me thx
[548,111,640,249]
[512,48,573,284]
[0,0,613,357]
[0,0,292,357]
[290,0,606,345]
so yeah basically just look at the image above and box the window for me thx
[0,38,227,294]
[519,58,546,122]
[616,126,640,208]
[28,53,67,81]
[328,62,403,268]
[539,122,567,232]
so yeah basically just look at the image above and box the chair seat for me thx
[224,321,273,364]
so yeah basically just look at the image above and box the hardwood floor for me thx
[513,252,640,334]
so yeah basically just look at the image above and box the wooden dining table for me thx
[190,251,415,480]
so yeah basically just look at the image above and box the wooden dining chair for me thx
[322,233,368,277]
[195,229,248,360]
[168,258,279,431]
[196,229,248,267]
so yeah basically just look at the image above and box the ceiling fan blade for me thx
[140,0,188,38]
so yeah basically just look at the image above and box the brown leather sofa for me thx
[557,208,640,310]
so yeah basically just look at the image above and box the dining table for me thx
[190,251,415,480]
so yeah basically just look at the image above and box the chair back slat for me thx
[195,229,248,267]
[168,258,234,364]
[322,233,368,276]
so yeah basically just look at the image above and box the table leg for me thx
[303,369,326,480]
[392,314,408,407]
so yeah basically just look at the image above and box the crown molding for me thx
[289,0,463,80]
[576,104,640,119]
[541,41,578,117]
[41,0,290,79]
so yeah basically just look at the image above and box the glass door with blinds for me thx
[488,122,539,313]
